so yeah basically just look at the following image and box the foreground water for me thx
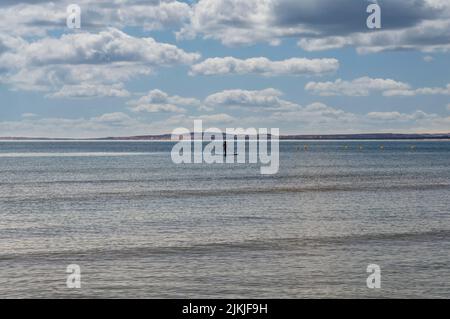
[0,141,449,298]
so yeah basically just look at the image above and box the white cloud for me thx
[0,111,156,138]
[48,84,130,99]
[362,110,450,134]
[132,104,186,114]
[190,57,339,76]
[367,110,436,121]
[270,102,357,124]
[9,28,199,68]
[1,106,449,138]
[2,63,153,93]
[168,113,236,126]
[307,78,450,97]
[2,0,450,54]
[0,28,200,97]
[298,19,450,54]
[0,3,65,37]
[383,84,450,96]
[177,0,281,46]
[196,113,235,123]
[178,0,450,53]
[0,116,132,138]
[116,0,192,31]
[129,89,202,114]
[0,1,193,36]
[21,113,38,119]
[424,55,434,62]
[305,77,411,96]
[93,112,134,124]
[204,88,297,110]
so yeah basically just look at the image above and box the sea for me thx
[0,140,449,298]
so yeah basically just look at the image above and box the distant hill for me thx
[279,133,450,140]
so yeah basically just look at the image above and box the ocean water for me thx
[0,140,449,299]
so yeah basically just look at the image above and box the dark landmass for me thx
[279,133,450,140]
[1,133,450,141]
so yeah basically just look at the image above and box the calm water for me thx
[0,141,449,298]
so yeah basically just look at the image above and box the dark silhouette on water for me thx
[223,141,227,156]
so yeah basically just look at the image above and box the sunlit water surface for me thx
[0,141,449,298]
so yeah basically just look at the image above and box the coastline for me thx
[1,133,450,142]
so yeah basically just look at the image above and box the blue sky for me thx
[0,0,449,137]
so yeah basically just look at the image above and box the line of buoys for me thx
[293,145,420,151]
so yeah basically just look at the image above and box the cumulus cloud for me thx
[116,0,192,31]
[367,110,435,121]
[131,88,326,115]
[128,89,202,114]
[0,1,193,36]
[48,84,130,99]
[297,19,450,53]
[306,77,450,97]
[177,0,279,46]
[0,28,200,97]
[383,84,450,96]
[11,28,199,67]
[270,102,357,125]
[190,57,339,76]
[204,88,298,110]
[305,77,411,96]
[0,3,65,37]
[93,112,134,125]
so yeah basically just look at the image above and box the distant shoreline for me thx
[1,133,450,141]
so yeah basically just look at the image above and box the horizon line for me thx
[1,132,450,141]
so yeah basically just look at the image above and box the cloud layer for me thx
[2,0,450,54]
[0,0,449,137]
[178,0,450,53]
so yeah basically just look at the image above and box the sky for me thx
[0,0,449,138]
